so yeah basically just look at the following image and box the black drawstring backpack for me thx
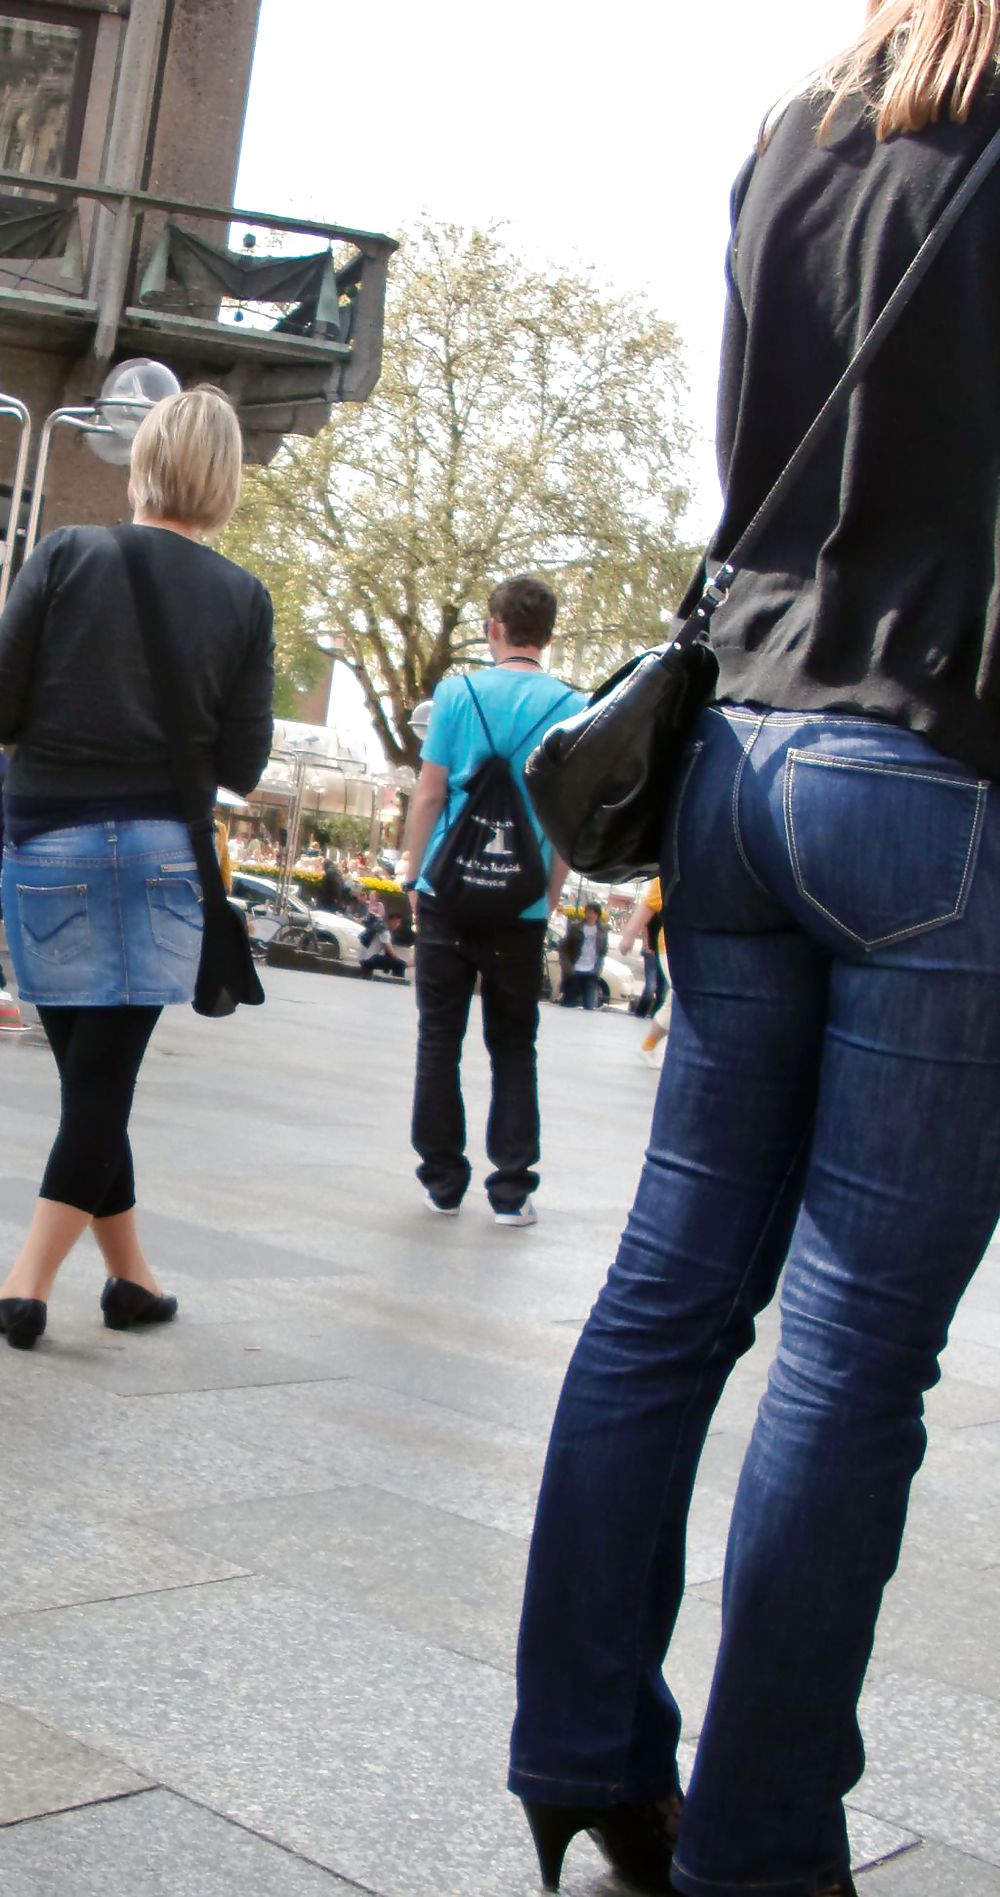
[426,678,575,927]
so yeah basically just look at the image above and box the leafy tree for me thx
[222,222,696,765]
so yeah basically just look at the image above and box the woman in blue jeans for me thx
[0,387,273,1349]
[510,7,1000,1895]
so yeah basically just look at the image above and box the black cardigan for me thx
[0,524,274,813]
[708,88,1000,779]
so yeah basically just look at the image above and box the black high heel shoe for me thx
[522,1792,682,1893]
[101,1278,178,1331]
[0,1298,47,1351]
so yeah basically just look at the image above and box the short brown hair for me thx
[488,575,558,649]
[130,385,243,533]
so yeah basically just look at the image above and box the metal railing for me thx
[0,166,397,394]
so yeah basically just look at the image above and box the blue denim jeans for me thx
[1,820,202,1006]
[510,707,1000,1896]
[560,970,600,1010]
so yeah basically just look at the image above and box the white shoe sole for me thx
[493,1206,538,1228]
[424,1193,461,1216]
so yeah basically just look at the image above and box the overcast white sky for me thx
[237,0,863,535]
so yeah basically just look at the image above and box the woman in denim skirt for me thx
[0,387,273,1350]
[510,7,1000,1897]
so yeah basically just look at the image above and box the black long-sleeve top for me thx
[0,524,274,838]
[708,87,1000,778]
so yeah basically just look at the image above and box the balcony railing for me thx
[0,167,398,403]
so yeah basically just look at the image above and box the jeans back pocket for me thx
[17,884,91,965]
[784,751,988,950]
[146,877,203,960]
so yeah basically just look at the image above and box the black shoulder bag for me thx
[524,123,1000,883]
[114,526,265,1019]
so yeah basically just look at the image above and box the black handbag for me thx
[525,122,1000,882]
[114,526,265,1019]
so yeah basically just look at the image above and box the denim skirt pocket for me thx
[784,750,989,949]
[146,876,203,960]
[16,883,91,966]
[660,742,704,905]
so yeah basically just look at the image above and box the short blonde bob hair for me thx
[129,384,242,533]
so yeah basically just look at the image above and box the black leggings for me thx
[37,1006,161,1218]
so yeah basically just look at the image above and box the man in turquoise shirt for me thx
[404,576,586,1226]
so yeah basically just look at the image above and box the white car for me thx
[229,872,369,966]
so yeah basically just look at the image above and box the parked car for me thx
[229,873,370,969]
[229,871,310,948]
[264,913,371,973]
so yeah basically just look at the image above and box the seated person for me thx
[359,909,409,980]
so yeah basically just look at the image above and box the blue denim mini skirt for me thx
[1,820,203,1006]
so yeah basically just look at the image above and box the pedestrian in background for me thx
[620,877,671,1065]
[558,902,609,1010]
[403,576,586,1226]
[511,6,1000,1895]
[319,854,346,910]
[0,386,273,1350]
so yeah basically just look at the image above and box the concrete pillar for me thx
[92,0,170,359]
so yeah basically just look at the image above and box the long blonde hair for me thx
[815,0,1000,140]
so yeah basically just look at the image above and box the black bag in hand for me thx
[114,527,265,1020]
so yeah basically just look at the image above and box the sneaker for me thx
[424,1191,461,1216]
[493,1197,538,1227]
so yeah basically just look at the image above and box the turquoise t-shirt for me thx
[417,668,587,921]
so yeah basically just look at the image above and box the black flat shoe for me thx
[522,1792,682,1893]
[101,1278,178,1331]
[0,1297,47,1351]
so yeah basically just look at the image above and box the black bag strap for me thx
[464,675,578,763]
[680,120,1000,648]
[112,524,229,918]
[464,676,496,752]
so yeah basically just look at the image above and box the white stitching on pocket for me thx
[16,884,91,965]
[784,753,988,950]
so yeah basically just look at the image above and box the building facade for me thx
[0,0,395,542]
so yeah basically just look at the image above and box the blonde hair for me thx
[129,385,242,533]
[816,0,1000,141]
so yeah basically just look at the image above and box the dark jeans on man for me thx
[412,897,546,1212]
[360,951,406,979]
[560,970,600,1010]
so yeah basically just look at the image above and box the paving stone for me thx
[230,1320,572,1434]
[0,1703,148,1826]
[0,1371,338,1516]
[857,1840,1000,1892]
[874,1541,1000,1700]
[133,1377,547,1537]
[152,1484,531,1671]
[856,1668,1000,1865]
[846,1809,921,1873]
[0,1492,246,1615]
[0,1790,361,1894]
[0,1577,584,1896]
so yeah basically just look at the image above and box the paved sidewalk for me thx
[0,969,997,1895]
